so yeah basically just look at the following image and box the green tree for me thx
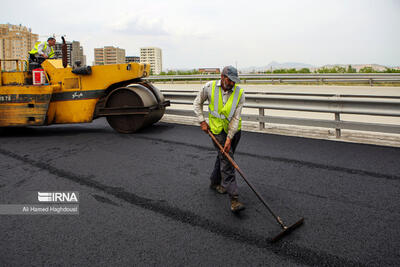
[383,68,400,73]
[346,65,356,73]
[316,67,331,73]
[316,66,346,73]
[273,69,286,73]
[359,67,374,73]
[167,70,176,75]
[298,68,311,73]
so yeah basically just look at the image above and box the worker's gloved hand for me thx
[200,121,209,133]
[224,137,232,153]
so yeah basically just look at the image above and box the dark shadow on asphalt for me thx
[0,121,177,138]
[136,122,176,134]
[0,125,111,137]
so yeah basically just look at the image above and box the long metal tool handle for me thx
[208,130,287,228]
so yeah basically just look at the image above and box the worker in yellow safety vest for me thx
[29,37,56,64]
[193,66,246,213]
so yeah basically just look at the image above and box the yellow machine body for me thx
[0,59,166,131]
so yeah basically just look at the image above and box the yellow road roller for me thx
[0,58,169,133]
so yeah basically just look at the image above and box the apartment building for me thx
[140,47,162,74]
[0,23,38,70]
[54,40,86,67]
[79,47,87,66]
[126,56,140,63]
[94,46,125,65]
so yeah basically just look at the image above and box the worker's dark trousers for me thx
[210,130,241,197]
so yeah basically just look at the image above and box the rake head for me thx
[270,217,304,243]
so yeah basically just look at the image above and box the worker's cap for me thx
[47,37,56,41]
[222,65,240,83]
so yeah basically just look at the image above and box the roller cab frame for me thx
[0,58,170,133]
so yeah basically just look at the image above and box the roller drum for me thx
[105,84,166,133]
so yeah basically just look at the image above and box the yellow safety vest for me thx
[208,81,243,135]
[29,42,55,58]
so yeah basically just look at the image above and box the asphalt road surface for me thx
[0,118,399,266]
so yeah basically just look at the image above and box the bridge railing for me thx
[147,73,400,86]
[161,90,400,137]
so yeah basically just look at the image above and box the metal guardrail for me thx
[161,90,400,137]
[148,73,400,86]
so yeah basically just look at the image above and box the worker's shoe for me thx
[230,196,245,213]
[210,184,227,194]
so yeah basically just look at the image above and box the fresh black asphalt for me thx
[0,118,399,266]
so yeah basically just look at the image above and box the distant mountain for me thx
[240,61,315,72]
[266,61,315,70]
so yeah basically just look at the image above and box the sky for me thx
[1,0,399,69]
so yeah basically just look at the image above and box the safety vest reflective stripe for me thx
[48,47,55,58]
[213,81,220,115]
[208,81,225,119]
[227,86,241,121]
[208,108,225,119]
